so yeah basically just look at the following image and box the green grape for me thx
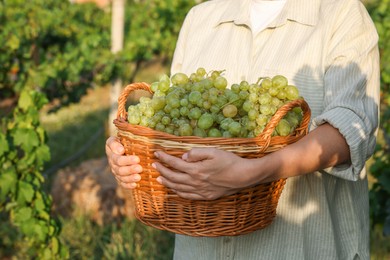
[239,90,249,100]
[147,118,157,128]
[222,104,238,118]
[220,118,234,130]
[286,111,299,128]
[170,108,180,119]
[259,93,272,105]
[216,96,228,108]
[277,90,287,100]
[242,100,253,112]
[228,121,241,136]
[276,119,291,136]
[193,127,207,137]
[151,96,166,110]
[153,90,166,97]
[248,93,258,103]
[260,78,272,89]
[208,128,222,137]
[249,84,260,94]
[165,125,175,135]
[256,114,269,126]
[151,81,159,92]
[189,91,202,104]
[179,124,193,136]
[247,131,255,138]
[239,127,248,138]
[161,116,171,125]
[210,70,221,80]
[164,104,172,113]
[272,75,288,89]
[222,131,233,138]
[203,100,212,110]
[231,83,240,93]
[208,87,219,96]
[188,107,202,120]
[180,106,189,116]
[196,67,207,77]
[214,76,228,90]
[215,113,226,124]
[271,97,283,108]
[248,109,259,121]
[239,80,249,91]
[180,98,189,107]
[190,73,199,82]
[210,104,221,114]
[144,107,155,117]
[128,114,141,125]
[155,123,165,132]
[139,117,149,127]
[139,96,152,104]
[201,78,213,89]
[260,104,273,115]
[198,113,215,130]
[209,95,218,104]
[158,80,170,93]
[171,72,189,85]
[285,85,300,100]
[254,126,265,136]
[268,87,279,96]
[246,120,257,131]
[192,82,205,92]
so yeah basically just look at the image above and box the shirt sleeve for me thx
[312,0,380,181]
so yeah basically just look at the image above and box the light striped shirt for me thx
[170,0,380,259]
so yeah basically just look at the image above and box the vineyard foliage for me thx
[367,0,390,236]
[0,0,198,258]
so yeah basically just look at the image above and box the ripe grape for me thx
[222,104,238,118]
[127,68,304,138]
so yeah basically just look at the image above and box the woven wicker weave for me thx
[114,82,311,237]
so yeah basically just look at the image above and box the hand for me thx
[105,136,143,189]
[153,148,253,200]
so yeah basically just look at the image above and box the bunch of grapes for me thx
[127,68,303,138]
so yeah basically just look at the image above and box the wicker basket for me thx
[114,82,311,237]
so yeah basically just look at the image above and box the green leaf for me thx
[13,206,32,223]
[12,128,40,153]
[0,169,18,199]
[18,90,33,111]
[17,181,35,204]
[35,144,51,165]
[35,220,49,242]
[51,237,60,254]
[0,133,9,156]
[20,218,36,236]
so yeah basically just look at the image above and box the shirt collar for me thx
[215,0,320,28]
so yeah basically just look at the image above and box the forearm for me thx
[246,123,351,185]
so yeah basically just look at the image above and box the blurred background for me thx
[0,0,389,259]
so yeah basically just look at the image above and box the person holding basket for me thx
[105,0,380,259]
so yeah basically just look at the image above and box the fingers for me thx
[105,136,125,155]
[182,147,217,162]
[105,136,142,189]
[155,151,193,173]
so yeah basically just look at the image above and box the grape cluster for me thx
[127,68,303,138]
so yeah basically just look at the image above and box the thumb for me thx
[106,136,125,155]
[182,147,216,162]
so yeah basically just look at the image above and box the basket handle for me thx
[117,82,153,120]
[258,98,311,148]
